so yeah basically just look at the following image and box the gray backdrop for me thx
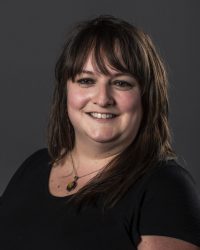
[0,0,199,195]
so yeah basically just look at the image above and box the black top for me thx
[0,148,200,250]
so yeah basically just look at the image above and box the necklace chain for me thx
[66,153,104,192]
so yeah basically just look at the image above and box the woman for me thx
[0,15,200,250]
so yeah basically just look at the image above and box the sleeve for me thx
[1,148,48,201]
[138,163,200,247]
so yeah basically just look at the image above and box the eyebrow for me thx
[79,70,134,78]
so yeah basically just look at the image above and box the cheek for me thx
[118,92,142,114]
[67,88,88,110]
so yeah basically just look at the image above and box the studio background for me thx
[0,0,199,195]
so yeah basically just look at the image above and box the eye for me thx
[76,78,95,87]
[113,80,133,90]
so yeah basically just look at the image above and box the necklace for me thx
[66,153,104,192]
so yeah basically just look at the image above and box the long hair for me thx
[47,15,176,210]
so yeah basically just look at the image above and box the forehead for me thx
[81,53,125,76]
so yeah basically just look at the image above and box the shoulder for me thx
[145,160,198,196]
[17,147,51,177]
[22,148,50,165]
[13,148,50,177]
[137,159,200,247]
[141,159,200,222]
[1,148,50,199]
[128,159,198,204]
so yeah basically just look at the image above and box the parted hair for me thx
[47,15,176,210]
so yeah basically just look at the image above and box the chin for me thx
[88,134,120,144]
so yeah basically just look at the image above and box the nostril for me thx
[93,98,115,107]
[93,95,115,106]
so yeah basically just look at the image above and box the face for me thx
[67,55,143,151]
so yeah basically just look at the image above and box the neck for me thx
[70,137,123,172]
[75,135,124,157]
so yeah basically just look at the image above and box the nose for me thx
[92,84,115,107]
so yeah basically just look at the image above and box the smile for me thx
[87,112,117,119]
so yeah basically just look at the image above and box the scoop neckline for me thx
[45,159,77,201]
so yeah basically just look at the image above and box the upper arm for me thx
[136,163,200,248]
[138,235,200,250]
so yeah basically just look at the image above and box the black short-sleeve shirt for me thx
[0,148,200,249]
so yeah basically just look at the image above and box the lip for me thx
[85,112,119,116]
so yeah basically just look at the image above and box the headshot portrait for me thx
[0,1,200,249]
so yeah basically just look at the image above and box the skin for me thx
[138,235,200,250]
[67,54,143,165]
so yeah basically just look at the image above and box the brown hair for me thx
[47,15,176,210]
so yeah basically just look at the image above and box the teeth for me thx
[89,112,115,119]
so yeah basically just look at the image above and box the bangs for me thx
[65,24,141,82]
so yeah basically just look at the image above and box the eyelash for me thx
[77,78,94,86]
[114,80,133,89]
[76,78,133,90]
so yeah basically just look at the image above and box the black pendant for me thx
[66,176,79,192]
